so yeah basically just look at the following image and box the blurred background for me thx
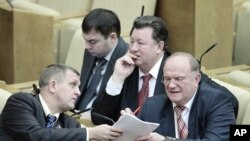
[0,0,249,86]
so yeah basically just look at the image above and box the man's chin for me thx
[134,60,142,66]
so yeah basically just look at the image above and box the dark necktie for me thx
[175,106,188,139]
[137,74,151,113]
[78,57,107,109]
[46,114,57,128]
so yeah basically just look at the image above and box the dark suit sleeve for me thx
[184,85,236,141]
[91,92,122,125]
[1,93,87,141]
[195,90,236,141]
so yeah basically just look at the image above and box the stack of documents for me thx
[113,113,159,141]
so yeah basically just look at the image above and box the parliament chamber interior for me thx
[1,0,250,127]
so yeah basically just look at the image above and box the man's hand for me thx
[120,107,134,116]
[136,132,166,141]
[111,53,137,83]
[88,124,123,141]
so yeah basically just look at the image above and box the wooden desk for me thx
[0,80,19,93]
[9,81,38,93]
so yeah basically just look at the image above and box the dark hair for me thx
[130,16,169,50]
[82,8,121,39]
[39,64,80,88]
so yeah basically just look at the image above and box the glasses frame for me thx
[161,72,198,85]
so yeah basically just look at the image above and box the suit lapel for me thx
[187,86,201,138]
[154,52,169,95]
[79,51,96,92]
[99,38,128,95]
[34,94,49,127]
[159,99,176,137]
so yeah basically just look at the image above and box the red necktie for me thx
[137,74,151,112]
[175,106,188,139]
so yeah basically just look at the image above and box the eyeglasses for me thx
[161,72,199,85]
[161,76,186,85]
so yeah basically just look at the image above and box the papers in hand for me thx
[113,113,159,141]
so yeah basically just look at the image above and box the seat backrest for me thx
[65,28,85,72]
[0,88,12,113]
[211,78,250,124]
[241,101,250,124]
[37,0,93,19]
[91,0,157,37]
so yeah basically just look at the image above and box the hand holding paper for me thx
[113,113,159,141]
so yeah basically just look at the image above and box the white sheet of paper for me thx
[113,113,159,141]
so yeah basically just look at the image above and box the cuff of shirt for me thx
[86,128,89,141]
[106,78,123,96]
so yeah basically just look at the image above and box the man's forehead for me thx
[83,30,103,38]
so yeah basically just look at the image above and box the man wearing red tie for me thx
[92,15,170,124]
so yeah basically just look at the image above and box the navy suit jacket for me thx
[92,52,170,124]
[0,93,87,141]
[138,81,236,141]
[75,38,128,109]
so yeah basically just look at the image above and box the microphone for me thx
[199,43,217,66]
[32,84,40,94]
[6,0,14,9]
[91,112,115,125]
[71,108,93,117]
[141,5,144,16]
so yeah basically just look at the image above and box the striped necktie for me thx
[46,114,57,128]
[175,105,188,139]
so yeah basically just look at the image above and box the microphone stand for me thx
[199,43,217,68]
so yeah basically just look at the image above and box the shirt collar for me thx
[103,40,118,62]
[39,94,60,119]
[139,55,164,79]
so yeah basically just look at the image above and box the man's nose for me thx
[75,88,81,96]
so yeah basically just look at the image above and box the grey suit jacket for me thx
[92,52,170,124]
[75,37,128,109]
[138,81,236,141]
[0,92,87,141]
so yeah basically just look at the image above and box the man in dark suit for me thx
[130,52,235,141]
[75,8,128,116]
[92,16,170,124]
[0,64,122,141]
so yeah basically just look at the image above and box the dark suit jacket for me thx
[138,81,236,141]
[92,52,170,125]
[0,92,87,141]
[75,38,128,109]
[201,71,238,118]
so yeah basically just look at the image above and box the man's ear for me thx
[48,80,56,94]
[109,32,118,41]
[157,41,165,53]
[195,73,201,87]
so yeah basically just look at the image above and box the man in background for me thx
[75,8,128,118]
[0,64,122,141]
[92,15,170,124]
